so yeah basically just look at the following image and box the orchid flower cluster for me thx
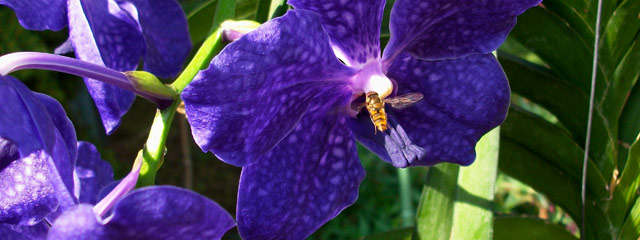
[0,0,539,239]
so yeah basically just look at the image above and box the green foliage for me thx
[494,217,578,240]
[412,128,500,240]
[499,0,640,239]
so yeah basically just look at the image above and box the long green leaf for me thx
[412,128,500,240]
[187,0,218,44]
[609,134,640,228]
[501,105,608,204]
[499,138,611,239]
[602,0,640,72]
[618,197,640,239]
[510,7,595,92]
[616,38,640,162]
[494,216,578,240]
[498,52,589,139]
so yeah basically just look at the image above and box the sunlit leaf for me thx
[412,128,499,240]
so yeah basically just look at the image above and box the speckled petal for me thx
[75,142,114,204]
[237,96,364,239]
[0,0,67,31]
[182,9,356,167]
[0,77,78,225]
[0,222,49,240]
[288,0,385,67]
[0,140,57,226]
[33,94,79,219]
[68,0,143,134]
[48,186,235,240]
[362,53,509,166]
[123,0,192,78]
[382,0,540,65]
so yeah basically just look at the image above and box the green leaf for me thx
[609,134,640,228]
[412,128,499,240]
[493,216,578,240]
[510,7,595,93]
[498,52,589,139]
[362,227,412,240]
[618,197,640,240]
[542,0,594,45]
[187,0,218,44]
[616,37,640,154]
[602,0,640,72]
[499,108,613,239]
[500,108,608,203]
[507,6,618,176]
[499,138,611,239]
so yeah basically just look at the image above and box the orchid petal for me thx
[122,0,192,78]
[288,0,386,66]
[237,95,364,239]
[0,76,77,225]
[68,0,143,134]
[365,53,509,166]
[182,9,356,167]
[0,222,49,239]
[382,0,540,65]
[75,142,114,205]
[0,140,58,225]
[48,186,235,240]
[0,0,67,31]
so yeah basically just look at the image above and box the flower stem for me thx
[136,0,236,186]
[0,52,174,108]
[398,168,414,227]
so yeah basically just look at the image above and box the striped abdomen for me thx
[365,92,387,133]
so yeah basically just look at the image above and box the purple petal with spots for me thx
[0,76,77,225]
[68,0,143,134]
[48,186,235,240]
[75,142,114,204]
[0,139,57,226]
[33,94,79,218]
[0,0,66,30]
[0,222,49,240]
[288,0,385,66]
[382,0,540,65]
[121,0,192,78]
[368,53,509,166]
[237,95,364,239]
[182,9,356,167]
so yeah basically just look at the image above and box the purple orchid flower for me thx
[0,74,235,238]
[181,0,540,238]
[0,75,78,226]
[47,150,236,240]
[0,0,191,134]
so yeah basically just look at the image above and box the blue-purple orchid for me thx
[0,0,191,134]
[0,75,234,239]
[181,0,540,238]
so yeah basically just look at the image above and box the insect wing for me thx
[350,101,367,113]
[385,93,424,109]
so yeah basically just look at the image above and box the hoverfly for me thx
[351,91,424,133]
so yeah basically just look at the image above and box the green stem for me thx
[398,168,414,227]
[136,0,235,186]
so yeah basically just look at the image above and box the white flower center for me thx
[351,60,393,99]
